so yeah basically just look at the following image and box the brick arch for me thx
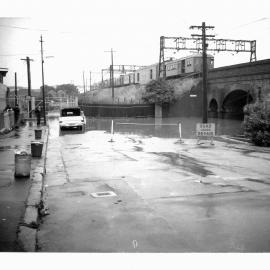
[221,89,253,119]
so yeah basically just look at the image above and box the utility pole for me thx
[89,71,92,91]
[190,22,215,123]
[105,48,116,102]
[40,35,46,125]
[101,69,104,84]
[83,71,85,96]
[85,75,88,93]
[14,72,18,106]
[21,56,34,118]
[159,36,166,79]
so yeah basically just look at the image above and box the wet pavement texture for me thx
[0,122,41,251]
[38,117,270,252]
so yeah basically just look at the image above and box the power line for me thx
[215,17,270,37]
[0,53,40,57]
[0,24,48,32]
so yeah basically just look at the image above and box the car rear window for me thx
[61,108,81,117]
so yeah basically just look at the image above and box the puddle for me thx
[133,146,143,152]
[151,152,213,177]
[66,191,86,196]
[246,178,270,186]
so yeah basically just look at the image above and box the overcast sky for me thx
[0,0,269,90]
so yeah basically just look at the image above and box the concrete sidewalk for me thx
[0,122,48,251]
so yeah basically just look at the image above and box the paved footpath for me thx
[37,119,270,252]
[0,122,48,251]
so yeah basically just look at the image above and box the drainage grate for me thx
[91,191,117,198]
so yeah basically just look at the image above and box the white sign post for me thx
[196,123,215,145]
[109,120,114,142]
[178,122,184,143]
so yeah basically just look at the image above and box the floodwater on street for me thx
[84,116,243,138]
[38,116,270,252]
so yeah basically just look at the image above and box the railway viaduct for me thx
[82,58,270,119]
[168,58,270,118]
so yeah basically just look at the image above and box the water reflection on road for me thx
[85,117,243,138]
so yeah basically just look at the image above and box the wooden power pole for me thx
[21,56,34,118]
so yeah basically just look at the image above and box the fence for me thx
[79,103,154,118]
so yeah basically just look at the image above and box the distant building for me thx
[0,68,8,111]
[0,68,8,84]
[57,89,67,98]
[47,89,57,99]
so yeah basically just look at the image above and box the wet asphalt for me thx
[37,117,270,252]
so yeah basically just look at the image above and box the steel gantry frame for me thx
[158,34,256,79]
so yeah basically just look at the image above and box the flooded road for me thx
[38,117,270,252]
[85,116,243,138]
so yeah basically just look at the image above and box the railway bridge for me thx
[169,58,270,118]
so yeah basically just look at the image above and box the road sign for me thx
[196,123,215,145]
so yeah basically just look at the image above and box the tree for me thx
[142,79,176,105]
[243,101,270,146]
[56,84,79,96]
[38,85,56,99]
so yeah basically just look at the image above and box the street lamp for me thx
[40,35,54,125]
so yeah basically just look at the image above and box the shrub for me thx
[142,79,176,105]
[243,102,270,146]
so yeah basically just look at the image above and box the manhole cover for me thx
[91,191,117,198]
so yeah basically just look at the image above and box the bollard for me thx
[31,141,44,158]
[109,120,114,142]
[14,151,31,177]
[34,129,42,140]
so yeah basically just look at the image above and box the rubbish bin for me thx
[14,151,31,177]
[34,129,42,140]
[31,141,44,158]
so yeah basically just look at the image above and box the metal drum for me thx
[14,151,31,177]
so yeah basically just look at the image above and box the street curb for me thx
[17,126,49,252]
[216,135,250,145]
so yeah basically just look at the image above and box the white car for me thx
[59,107,86,131]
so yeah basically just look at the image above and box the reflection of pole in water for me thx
[155,118,162,130]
